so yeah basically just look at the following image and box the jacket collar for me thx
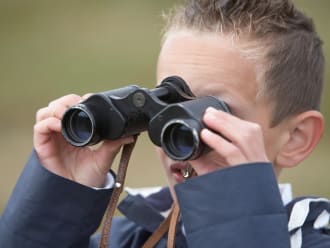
[118,187,173,233]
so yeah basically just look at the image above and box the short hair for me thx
[162,0,325,126]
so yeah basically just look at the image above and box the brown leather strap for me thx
[142,210,172,248]
[142,202,180,248]
[167,202,180,248]
[99,136,138,248]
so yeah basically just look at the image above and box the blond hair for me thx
[163,0,325,126]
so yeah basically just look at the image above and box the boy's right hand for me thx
[33,94,134,188]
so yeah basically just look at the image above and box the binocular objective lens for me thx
[69,110,93,143]
[163,123,195,160]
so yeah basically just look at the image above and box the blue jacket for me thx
[0,150,329,247]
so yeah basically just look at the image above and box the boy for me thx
[0,0,329,247]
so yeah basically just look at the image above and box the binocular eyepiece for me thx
[61,76,230,161]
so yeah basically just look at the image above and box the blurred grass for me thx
[0,0,329,213]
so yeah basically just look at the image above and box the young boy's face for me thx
[156,31,289,200]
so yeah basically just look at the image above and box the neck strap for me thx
[99,136,138,248]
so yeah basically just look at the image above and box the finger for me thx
[34,117,62,135]
[34,118,62,149]
[48,94,82,108]
[36,107,49,122]
[203,107,264,155]
[36,103,69,122]
[90,136,136,175]
[82,93,93,100]
[190,156,224,175]
[36,94,82,122]
[201,128,246,165]
[203,107,247,138]
[88,141,105,151]
[99,136,135,153]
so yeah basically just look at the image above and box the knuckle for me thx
[49,94,81,107]
[67,94,82,104]
[67,93,81,100]
[33,122,40,132]
[250,123,262,133]
[241,123,262,141]
[36,108,42,118]
[36,107,46,121]
[219,111,229,122]
[48,98,57,107]
[48,102,55,108]
[224,146,240,158]
[82,93,93,99]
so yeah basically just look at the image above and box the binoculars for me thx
[61,76,230,161]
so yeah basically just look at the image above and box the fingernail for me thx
[204,109,216,120]
[201,128,211,137]
[206,107,216,113]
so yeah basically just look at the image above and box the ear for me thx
[275,110,324,168]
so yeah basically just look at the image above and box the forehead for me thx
[157,31,258,110]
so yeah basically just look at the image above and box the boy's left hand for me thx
[192,107,269,175]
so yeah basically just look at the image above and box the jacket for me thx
[0,150,329,247]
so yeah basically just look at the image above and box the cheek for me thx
[156,147,176,188]
[262,127,283,161]
[251,108,282,162]
[156,147,169,169]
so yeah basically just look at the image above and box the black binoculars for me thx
[61,76,230,161]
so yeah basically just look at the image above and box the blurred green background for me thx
[0,0,329,213]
